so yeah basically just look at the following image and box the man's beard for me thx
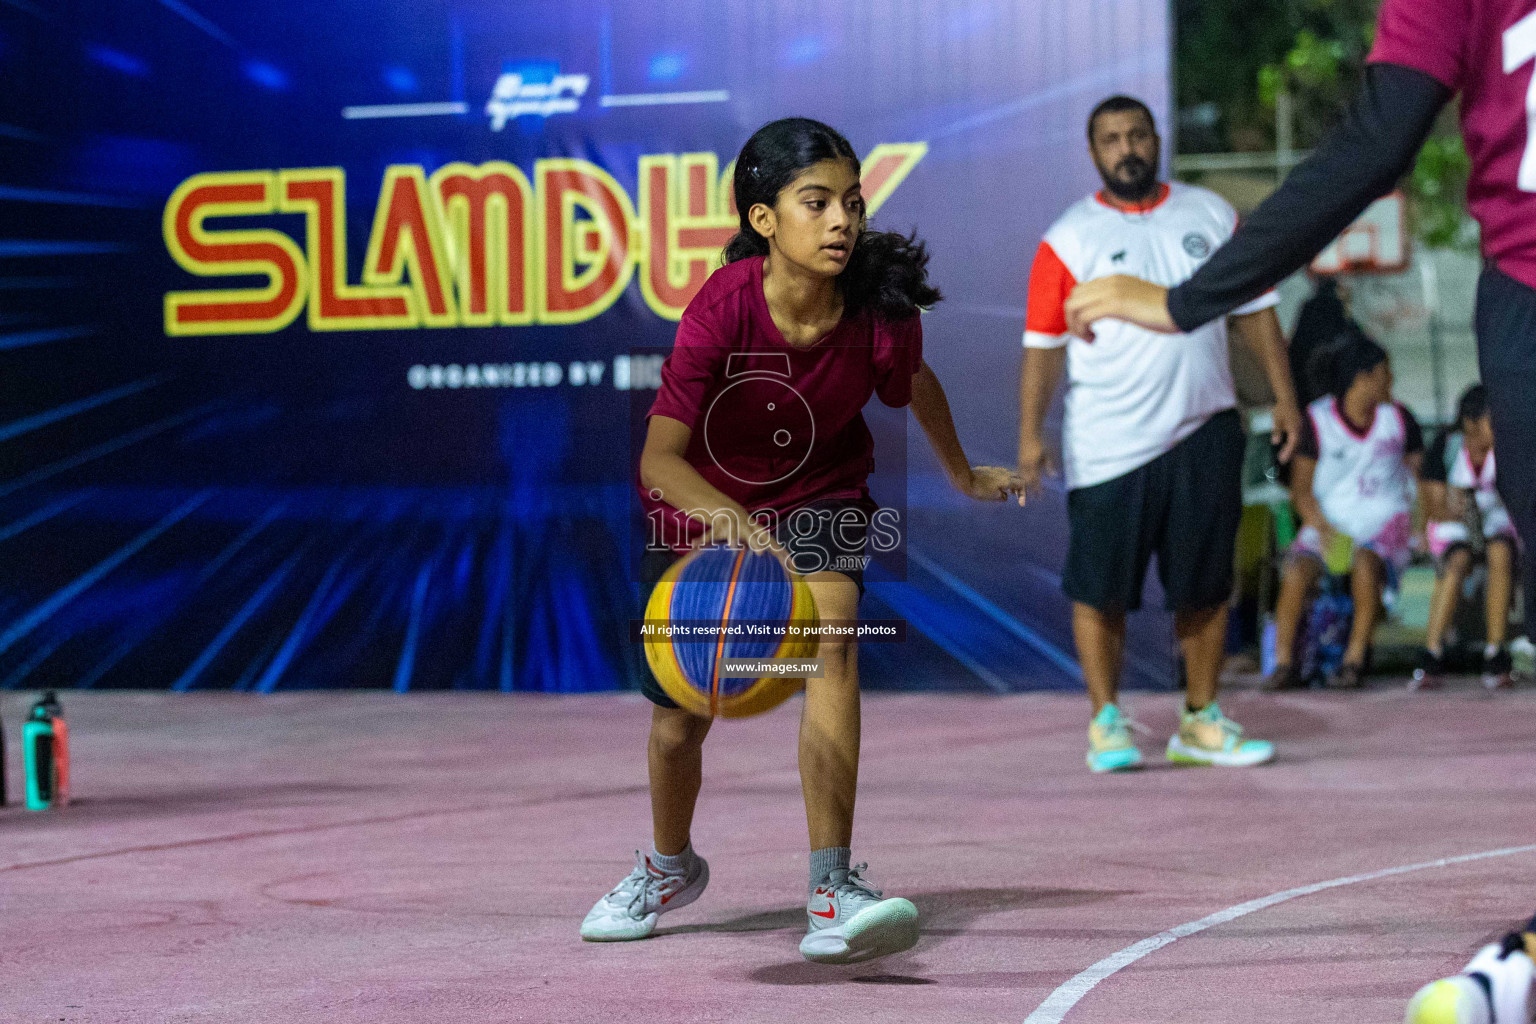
[1097,154,1158,201]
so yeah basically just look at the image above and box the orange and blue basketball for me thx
[644,546,819,718]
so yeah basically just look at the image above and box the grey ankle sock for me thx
[650,843,695,875]
[809,846,851,892]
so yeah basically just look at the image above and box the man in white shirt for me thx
[1016,96,1302,772]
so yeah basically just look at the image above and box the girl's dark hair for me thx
[723,117,941,321]
[1306,324,1388,402]
[1456,383,1488,425]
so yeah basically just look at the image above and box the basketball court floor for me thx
[3,682,1532,1023]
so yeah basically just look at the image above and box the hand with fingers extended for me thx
[961,465,1026,503]
[1064,275,1176,341]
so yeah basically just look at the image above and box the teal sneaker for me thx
[1087,704,1144,772]
[1166,703,1274,767]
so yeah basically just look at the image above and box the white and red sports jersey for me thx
[1448,441,1517,540]
[1024,182,1279,489]
[1425,436,1518,555]
[1303,395,1420,546]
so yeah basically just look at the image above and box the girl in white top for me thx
[1265,329,1424,691]
[1416,383,1519,688]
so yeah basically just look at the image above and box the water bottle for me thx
[1260,616,1278,678]
[23,691,69,811]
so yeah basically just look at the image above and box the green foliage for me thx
[1179,0,1472,248]
[1409,129,1477,249]
[1176,0,1373,150]
[1174,0,1297,149]
[1259,31,1349,107]
[1255,7,1375,148]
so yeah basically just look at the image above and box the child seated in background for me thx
[1264,328,1424,691]
[1415,383,1519,689]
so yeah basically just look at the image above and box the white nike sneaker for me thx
[798,864,919,964]
[579,850,709,941]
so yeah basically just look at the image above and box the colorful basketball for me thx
[644,545,819,718]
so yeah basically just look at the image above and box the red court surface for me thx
[2,683,1533,1023]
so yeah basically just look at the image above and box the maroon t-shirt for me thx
[642,256,923,551]
[1370,0,1536,288]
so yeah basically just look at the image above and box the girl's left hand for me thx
[962,465,1025,502]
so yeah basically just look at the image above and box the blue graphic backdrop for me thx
[0,0,1172,692]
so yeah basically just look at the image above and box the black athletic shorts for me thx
[636,497,873,708]
[1476,266,1536,641]
[1062,408,1244,614]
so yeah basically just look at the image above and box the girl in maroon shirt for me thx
[581,118,1020,964]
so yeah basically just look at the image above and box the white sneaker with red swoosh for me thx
[579,850,709,941]
[799,864,919,964]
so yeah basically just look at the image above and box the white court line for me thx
[1023,843,1536,1024]
[600,90,729,107]
[342,102,468,119]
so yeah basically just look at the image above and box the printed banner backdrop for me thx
[0,0,1172,692]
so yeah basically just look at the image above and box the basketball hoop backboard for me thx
[1310,191,1409,274]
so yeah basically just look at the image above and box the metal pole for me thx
[1420,250,1446,425]
[1276,90,1295,186]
